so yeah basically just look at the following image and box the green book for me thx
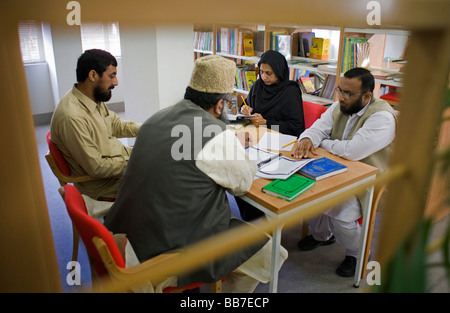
[262,174,315,201]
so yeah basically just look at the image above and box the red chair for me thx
[380,91,400,108]
[301,101,328,238]
[45,131,97,264]
[45,131,96,186]
[59,184,222,293]
[303,101,328,129]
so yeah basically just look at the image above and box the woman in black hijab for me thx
[241,50,305,137]
[237,50,306,222]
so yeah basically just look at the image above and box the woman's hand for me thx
[247,113,266,127]
[240,105,253,115]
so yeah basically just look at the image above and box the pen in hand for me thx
[241,96,251,115]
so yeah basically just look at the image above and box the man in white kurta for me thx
[294,68,396,277]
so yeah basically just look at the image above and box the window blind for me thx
[18,20,46,63]
[80,22,121,57]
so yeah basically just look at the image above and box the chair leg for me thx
[71,224,79,263]
[360,203,378,279]
[301,220,309,239]
[208,280,222,293]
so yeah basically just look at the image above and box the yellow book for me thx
[309,38,330,60]
[300,76,316,93]
[245,70,257,90]
[243,38,255,56]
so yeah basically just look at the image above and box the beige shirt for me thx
[50,85,141,199]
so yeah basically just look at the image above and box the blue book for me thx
[298,157,347,181]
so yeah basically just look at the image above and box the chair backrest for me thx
[62,184,125,277]
[47,131,71,176]
[303,101,328,129]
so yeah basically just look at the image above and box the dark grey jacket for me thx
[104,99,267,286]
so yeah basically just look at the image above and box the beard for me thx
[340,94,365,115]
[218,106,229,124]
[94,85,113,102]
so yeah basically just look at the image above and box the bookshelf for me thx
[337,27,410,105]
[194,23,343,106]
[194,24,410,108]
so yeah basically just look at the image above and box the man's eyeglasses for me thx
[222,98,233,107]
[335,87,365,100]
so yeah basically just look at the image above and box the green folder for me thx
[262,174,315,201]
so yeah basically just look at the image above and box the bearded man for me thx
[294,67,396,277]
[50,49,141,200]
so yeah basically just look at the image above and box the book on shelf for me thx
[245,146,313,180]
[295,32,315,57]
[309,38,330,60]
[270,31,288,50]
[318,75,336,100]
[316,63,337,72]
[235,64,257,91]
[342,37,369,72]
[371,70,397,80]
[294,69,310,81]
[298,157,347,181]
[245,70,257,90]
[194,31,213,51]
[288,58,331,68]
[299,76,316,94]
[355,42,370,68]
[253,31,265,54]
[273,34,292,60]
[216,27,254,56]
[262,174,315,201]
[243,37,255,56]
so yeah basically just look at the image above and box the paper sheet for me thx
[256,132,298,151]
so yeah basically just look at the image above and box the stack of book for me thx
[235,64,257,91]
[317,75,336,100]
[216,27,255,56]
[292,32,315,57]
[193,31,213,52]
[342,37,371,72]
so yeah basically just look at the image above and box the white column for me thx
[120,23,194,123]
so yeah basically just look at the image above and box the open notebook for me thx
[245,146,313,180]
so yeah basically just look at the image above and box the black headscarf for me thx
[247,50,305,136]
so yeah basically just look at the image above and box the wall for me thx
[26,22,193,125]
[119,23,194,123]
[24,63,55,115]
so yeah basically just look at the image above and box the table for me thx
[236,125,378,292]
